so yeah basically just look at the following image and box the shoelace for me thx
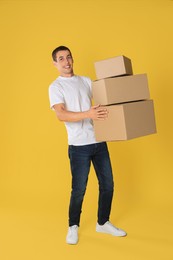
[107,221,119,230]
[70,225,78,231]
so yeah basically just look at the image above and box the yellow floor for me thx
[0,202,172,260]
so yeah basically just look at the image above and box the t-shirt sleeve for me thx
[48,84,65,110]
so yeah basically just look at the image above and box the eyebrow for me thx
[58,54,71,59]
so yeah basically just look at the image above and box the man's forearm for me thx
[57,109,90,122]
[54,104,108,122]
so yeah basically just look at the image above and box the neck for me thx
[60,72,74,78]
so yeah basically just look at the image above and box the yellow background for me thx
[0,0,173,259]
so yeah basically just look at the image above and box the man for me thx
[49,46,127,245]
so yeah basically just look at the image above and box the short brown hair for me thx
[52,46,72,62]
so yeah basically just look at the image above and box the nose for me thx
[65,58,70,64]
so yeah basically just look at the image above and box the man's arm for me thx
[53,103,108,122]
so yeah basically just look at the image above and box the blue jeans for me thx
[68,142,114,226]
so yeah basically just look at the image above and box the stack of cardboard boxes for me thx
[92,56,157,141]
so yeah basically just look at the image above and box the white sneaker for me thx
[66,225,79,245]
[96,221,127,237]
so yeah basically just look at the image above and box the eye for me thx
[67,55,72,60]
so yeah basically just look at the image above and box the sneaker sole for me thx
[96,229,127,237]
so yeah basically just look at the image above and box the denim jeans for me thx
[68,142,114,226]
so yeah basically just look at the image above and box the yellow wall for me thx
[0,0,173,259]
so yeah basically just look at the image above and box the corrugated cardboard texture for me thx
[92,74,150,105]
[94,100,157,141]
[94,55,133,80]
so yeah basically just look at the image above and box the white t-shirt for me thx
[49,75,97,145]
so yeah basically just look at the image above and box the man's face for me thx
[54,50,74,77]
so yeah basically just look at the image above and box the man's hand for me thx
[87,105,108,120]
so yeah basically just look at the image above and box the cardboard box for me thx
[94,100,156,141]
[94,55,133,80]
[92,74,150,105]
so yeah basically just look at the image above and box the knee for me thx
[71,188,86,199]
[99,180,114,192]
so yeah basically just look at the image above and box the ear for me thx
[53,61,58,67]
